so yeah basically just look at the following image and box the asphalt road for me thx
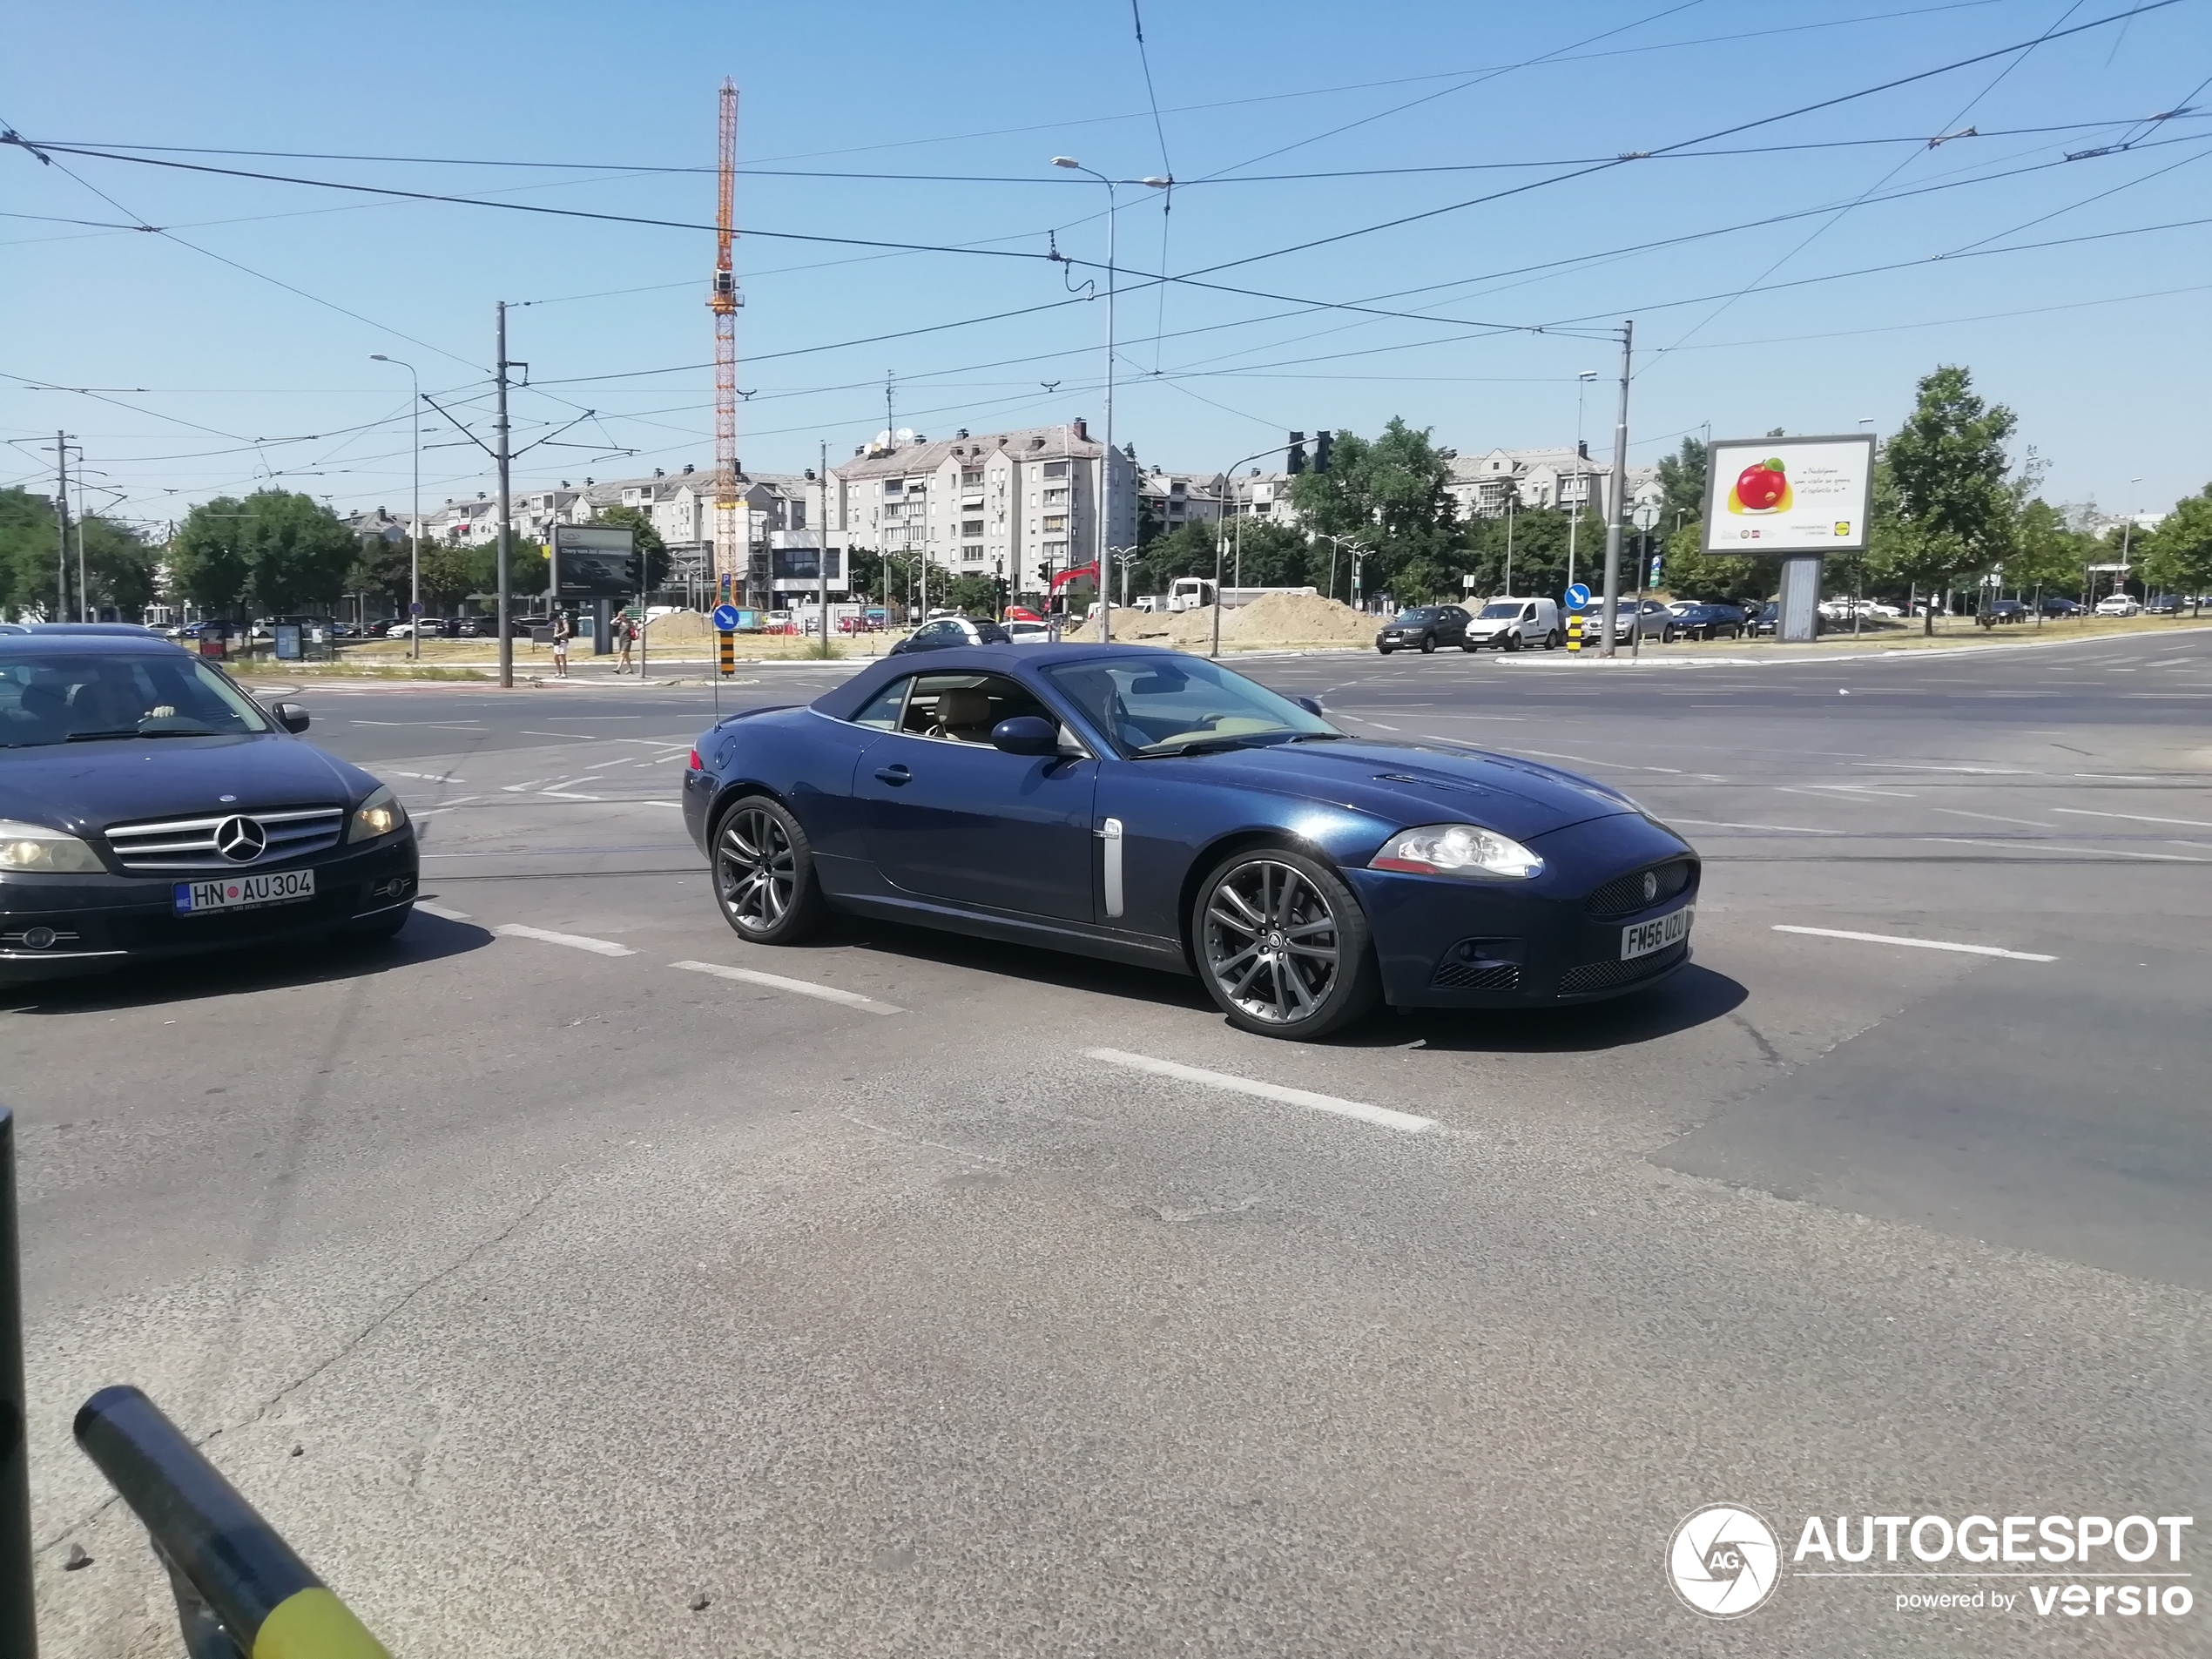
[12,626,2212,1656]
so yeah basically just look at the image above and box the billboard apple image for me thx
[1727,456,1792,515]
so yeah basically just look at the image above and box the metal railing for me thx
[3,1108,393,1658]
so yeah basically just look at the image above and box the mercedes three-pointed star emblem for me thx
[213,814,267,864]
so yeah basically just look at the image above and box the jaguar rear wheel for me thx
[713,797,825,944]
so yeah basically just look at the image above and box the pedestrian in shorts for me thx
[551,609,572,678]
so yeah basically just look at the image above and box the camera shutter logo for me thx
[213,815,267,864]
[1669,1504,1781,1618]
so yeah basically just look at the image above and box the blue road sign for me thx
[711,604,741,632]
[1564,583,1592,609]
[409,601,423,616]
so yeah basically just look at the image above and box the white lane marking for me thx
[1932,806,2059,828]
[1771,925,2056,962]
[1796,783,1918,799]
[1925,837,2211,863]
[1775,786,1912,805]
[1085,1048,1435,1135]
[1671,817,1838,835]
[670,960,902,1014]
[502,779,552,792]
[2053,806,2212,830]
[495,923,637,956]
[537,791,606,801]
[1853,762,2039,775]
[523,730,605,740]
[414,901,473,921]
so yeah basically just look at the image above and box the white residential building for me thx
[828,419,1137,597]
[1139,468,1228,536]
[1223,469,1302,529]
[1445,446,1658,525]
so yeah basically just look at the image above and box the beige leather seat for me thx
[930,686,996,742]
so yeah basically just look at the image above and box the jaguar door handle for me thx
[874,765,911,786]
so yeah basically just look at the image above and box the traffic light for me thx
[1286,431,1306,475]
[1313,429,1332,473]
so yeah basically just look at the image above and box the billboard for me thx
[1701,435,1876,555]
[550,524,638,597]
[767,532,847,591]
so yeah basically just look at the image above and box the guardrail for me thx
[2,1107,392,1658]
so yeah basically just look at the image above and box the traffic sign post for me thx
[714,604,738,681]
[1566,612,1584,653]
[711,604,741,631]
[1565,583,1592,610]
[1629,502,1661,660]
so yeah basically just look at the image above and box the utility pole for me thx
[72,468,90,622]
[1600,320,1633,658]
[52,430,71,622]
[816,438,829,658]
[495,301,514,689]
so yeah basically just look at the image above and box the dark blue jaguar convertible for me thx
[681,644,1697,1039]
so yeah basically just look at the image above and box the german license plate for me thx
[1621,903,1692,961]
[173,869,316,915]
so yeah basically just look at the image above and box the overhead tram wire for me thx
[1161,0,2193,287]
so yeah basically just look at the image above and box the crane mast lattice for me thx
[709,79,741,596]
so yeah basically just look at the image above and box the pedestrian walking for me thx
[551,608,572,678]
[616,610,636,674]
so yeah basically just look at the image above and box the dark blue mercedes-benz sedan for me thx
[0,635,418,984]
[683,644,1698,1040]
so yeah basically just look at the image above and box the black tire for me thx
[712,795,826,945]
[1460,637,1480,652]
[1192,847,1380,1039]
[1662,626,1677,644]
[1376,645,1393,656]
[1419,633,1437,654]
[1505,631,1522,652]
[1546,630,1563,650]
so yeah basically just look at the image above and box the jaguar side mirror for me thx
[1294,696,1323,716]
[990,716,1059,757]
[273,702,310,733]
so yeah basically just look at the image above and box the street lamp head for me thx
[1052,156,1081,169]
[1578,371,1597,381]
[370,354,389,361]
[1139,176,1171,188]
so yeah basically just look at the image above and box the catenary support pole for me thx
[817,439,829,657]
[52,432,68,624]
[495,302,514,689]
[1600,320,1632,658]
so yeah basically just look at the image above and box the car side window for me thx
[850,677,912,731]
[898,671,1056,745]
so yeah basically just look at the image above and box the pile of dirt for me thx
[644,610,714,644]
[1104,590,1378,650]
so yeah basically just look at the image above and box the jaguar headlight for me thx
[1370,823,1543,880]
[347,785,408,843]
[0,819,105,873]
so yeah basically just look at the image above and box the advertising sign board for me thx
[1701,434,1876,555]
[551,525,639,597]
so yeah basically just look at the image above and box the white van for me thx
[1470,596,1562,651]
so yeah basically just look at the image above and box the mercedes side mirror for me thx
[990,716,1059,757]
[273,702,310,733]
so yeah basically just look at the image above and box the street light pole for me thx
[370,354,421,660]
[1053,158,1169,645]
[1600,320,1633,658]
[1209,442,1299,658]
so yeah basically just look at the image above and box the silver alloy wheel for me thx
[717,807,795,934]
[1202,859,1342,1026]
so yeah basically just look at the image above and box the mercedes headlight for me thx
[347,786,408,843]
[0,819,105,873]
[1370,823,1543,880]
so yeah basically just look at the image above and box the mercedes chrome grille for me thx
[103,806,345,872]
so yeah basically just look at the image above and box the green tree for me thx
[171,489,357,615]
[0,488,62,617]
[941,573,1000,616]
[1655,436,1708,523]
[346,530,412,607]
[1871,366,2020,634]
[78,516,159,617]
[418,543,482,610]
[1290,418,1459,602]
[2008,498,2095,604]
[2142,485,2212,617]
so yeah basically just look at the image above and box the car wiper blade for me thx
[1285,732,1350,743]
[63,726,206,741]
[1134,735,1271,758]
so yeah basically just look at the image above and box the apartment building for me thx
[1138,468,1228,535]
[1223,469,1302,529]
[1446,446,1658,524]
[828,419,1137,595]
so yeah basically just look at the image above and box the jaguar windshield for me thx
[0,650,274,747]
[1042,656,1339,757]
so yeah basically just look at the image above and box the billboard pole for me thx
[817,438,830,658]
[1600,320,1631,659]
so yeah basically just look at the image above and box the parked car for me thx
[0,634,418,985]
[682,644,1699,1040]
[1611,599,1678,644]
[1467,597,1563,651]
[888,617,1014,654]
[2144,595,2183,616]
[1978,599,2030,626]
[1001,620,1056,644]
[2094,595,2141,617]
[1745,602,1779,637]
[1670,603,1749,640]
[2037,596,2087,617]
[1375,604,1474,654]
[382,618,449,639]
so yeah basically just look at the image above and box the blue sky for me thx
[3,0,2207,534]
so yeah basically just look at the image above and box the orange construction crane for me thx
[709,79,741,597]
